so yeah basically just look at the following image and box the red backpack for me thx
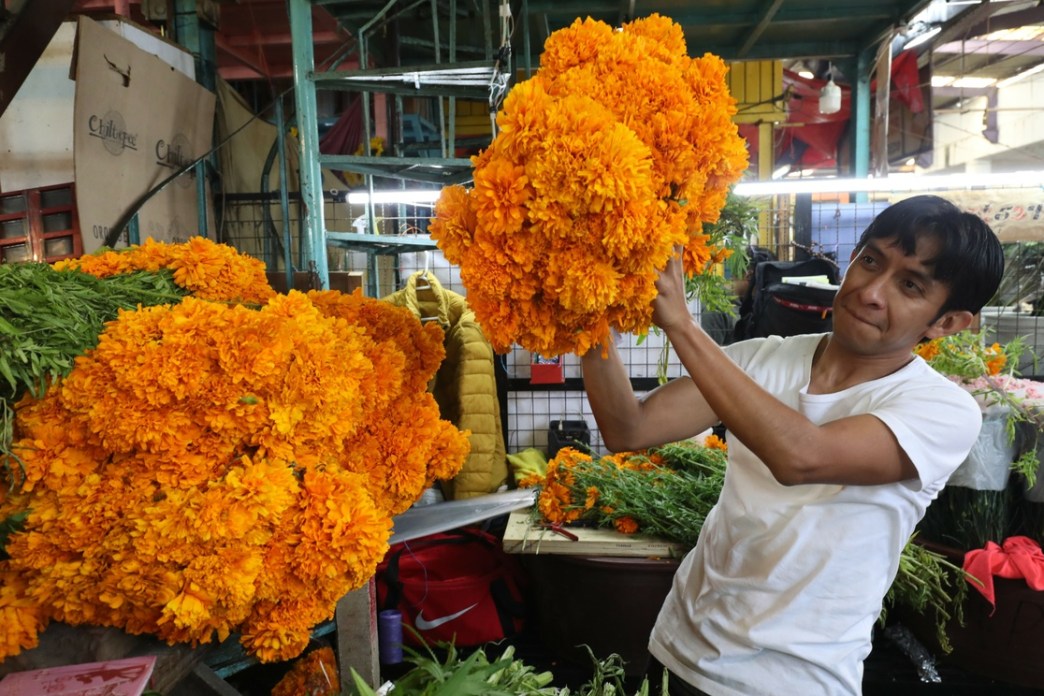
[375,528,527,647]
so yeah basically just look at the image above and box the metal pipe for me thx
[288,0,330,288]
[275,98,294,292]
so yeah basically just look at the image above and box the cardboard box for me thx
[71,16,215,252]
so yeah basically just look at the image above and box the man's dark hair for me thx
[856,194,1004,315]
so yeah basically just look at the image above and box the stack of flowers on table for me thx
[0,238,470,663]
[430,14,749,357]
[519,436,728,549]
[914,330,1044,551]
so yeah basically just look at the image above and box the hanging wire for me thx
[487,0,514,136]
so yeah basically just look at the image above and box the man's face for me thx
[833,235,964,357]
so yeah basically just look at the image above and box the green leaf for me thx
[347,668,380,696]
[0,509,29,560]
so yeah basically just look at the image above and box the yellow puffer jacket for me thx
[384,271,508,499]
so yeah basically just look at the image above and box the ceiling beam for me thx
[934,38,1044,58]
[737,0,785,58]
[931,0,1013,48]
[225,30,344,47]
[702,40,861,62]
[72,0,139,10]
[948,3,1044,41]
[519,2,896,25]
[215,32,269,79]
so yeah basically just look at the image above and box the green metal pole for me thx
[851,49,872,204]
[275,98,295,292]
[289,0,330,289]
[173,0,211,238]
[447,0,457,157]
[522,0,531,76]
[356,0,398,297]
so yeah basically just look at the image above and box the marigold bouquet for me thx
[430,14,749,356]
[523,438,727,548]
[53,236,275,306]
[0,239,470,664]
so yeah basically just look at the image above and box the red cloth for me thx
[890,50,924,114]
[963,536,1044,614]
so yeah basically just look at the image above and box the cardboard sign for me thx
[895,189,1044,242]
[0,655,156,696]
[72,16,215,253]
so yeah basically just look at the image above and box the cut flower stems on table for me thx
[0,238,471,663]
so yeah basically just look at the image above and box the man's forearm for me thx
[581,339,719,452]
[580,342,645,452]
[662,317,820,482]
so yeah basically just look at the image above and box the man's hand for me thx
[652,245,692,333]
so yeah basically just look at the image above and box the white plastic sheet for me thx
[948,409,1016,491]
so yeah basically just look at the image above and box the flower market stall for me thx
[0,238,472,690]
[2,10,754,694]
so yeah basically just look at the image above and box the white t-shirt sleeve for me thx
[724,335,982,492]
[871,377,982,491]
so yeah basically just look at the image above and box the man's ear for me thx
[925,310,974,340]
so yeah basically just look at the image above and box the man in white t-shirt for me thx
[580,195,1005,696]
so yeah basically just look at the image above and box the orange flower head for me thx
[431,14,747,355]
[704,434,728,452]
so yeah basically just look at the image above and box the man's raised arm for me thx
[581,340,719,453]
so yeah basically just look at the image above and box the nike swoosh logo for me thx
[414,603,479,631]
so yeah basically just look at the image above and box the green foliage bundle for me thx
[346,644,665,696]
[882,536,973,654]
[535,441,726,549]
[0,262,187,478]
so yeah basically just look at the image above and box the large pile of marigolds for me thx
[431,14,749,356]
[0,238,470,663]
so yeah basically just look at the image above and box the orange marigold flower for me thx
[584,486,600,510]
[272,646,340,696]
[431,14,747,355]
[613,516,640,535]
[984,343,1007,376]
[0,569,46,657]
[704,434,728,451]
[516,473,544,488]
[914,339,942,362]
